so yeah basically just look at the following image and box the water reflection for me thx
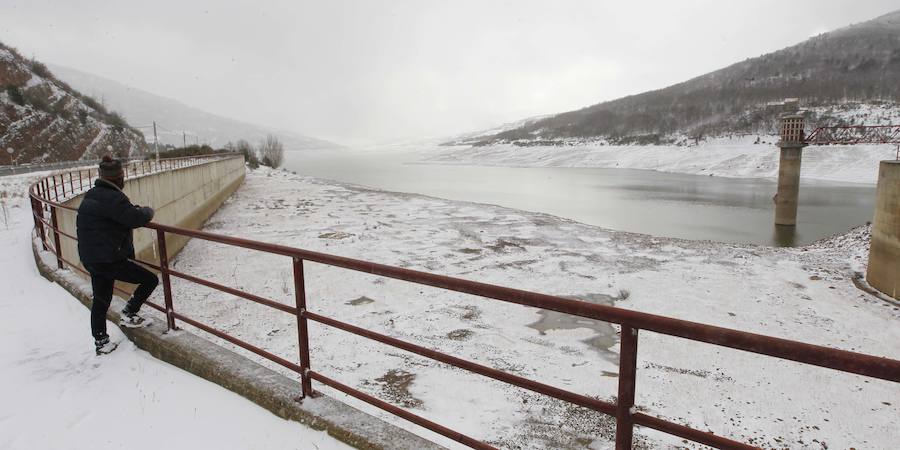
[772,225,799,247]
[284,150,876,247]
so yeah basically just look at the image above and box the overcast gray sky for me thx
[1,0,897,145]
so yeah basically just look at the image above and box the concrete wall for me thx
[867,160,900,300]
[774,147,803,226]
[55,156,245,276]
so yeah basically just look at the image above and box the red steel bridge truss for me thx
[805,124,900,147]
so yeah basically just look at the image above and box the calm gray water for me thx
[284,150,875,247]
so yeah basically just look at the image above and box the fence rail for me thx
[0,153,201,177]
[27,157,900,450]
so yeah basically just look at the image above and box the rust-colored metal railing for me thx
[27,158,900,450]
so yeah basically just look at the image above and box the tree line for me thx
[222,134,284,169]
[147,134,285,170]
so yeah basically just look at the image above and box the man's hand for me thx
[141,206,155,220]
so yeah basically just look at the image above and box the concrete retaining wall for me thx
[55,156,246,275]
[867,160,900,300]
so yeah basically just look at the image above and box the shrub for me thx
[22,86,52,112]
[106,111,128,131]
[147,145,224,159]
[258,134,284,168]
[236,139,259,169]
[29,60,53,79]
[5,86,24,105]
[81,95,107,115]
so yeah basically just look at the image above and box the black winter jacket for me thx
[76,179,154,264]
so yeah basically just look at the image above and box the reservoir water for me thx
[284,149,875,247]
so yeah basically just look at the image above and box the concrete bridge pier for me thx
[867,160,900,300]
[774,108,807,226]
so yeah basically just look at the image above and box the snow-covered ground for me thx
[0,173,352,450]
[162,167,900,449]
[423,136,899,184]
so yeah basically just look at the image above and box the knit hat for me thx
[99,154,124,179]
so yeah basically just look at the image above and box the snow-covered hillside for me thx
[0,44,146,162]
[0,173,350,450]
[428,99,900,184]
[442,113,553,145]
[424,136,898,184]
[165,167,900,449]
[468,9,900,146]
[48,64,340,151]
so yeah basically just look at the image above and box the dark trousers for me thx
[84,260,159,339]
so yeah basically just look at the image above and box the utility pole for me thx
[153,121,160,160]
[183,131,187,149]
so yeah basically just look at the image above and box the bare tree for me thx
[259,134,284,169]
[235,139,259,169]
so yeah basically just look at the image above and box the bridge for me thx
[805,124,900,147]
[774,105,900,301]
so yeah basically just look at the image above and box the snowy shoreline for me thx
[421,136,899,185]
[167,167,899,449]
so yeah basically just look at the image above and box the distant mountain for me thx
[443,114,551,144]
[0,42,146,163]
[48,64,340,151]
[462,9,900,147]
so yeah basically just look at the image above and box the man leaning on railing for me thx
[76,154,158,355]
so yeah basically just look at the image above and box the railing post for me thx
[615,325,639,450]
[38,201,47,250]
[293,257,313,399]
[155,228,177,330]
[50,206,63,269]
[30,197,45,250]
[35,182,48,250]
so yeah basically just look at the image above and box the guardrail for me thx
[27,158,900,450]
[1,154,161,177]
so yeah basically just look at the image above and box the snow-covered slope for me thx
[441,113,552,145]
[0,43,146,162]
[48,63,340,151]
[424,136,898,184]
[0,173,350,450]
